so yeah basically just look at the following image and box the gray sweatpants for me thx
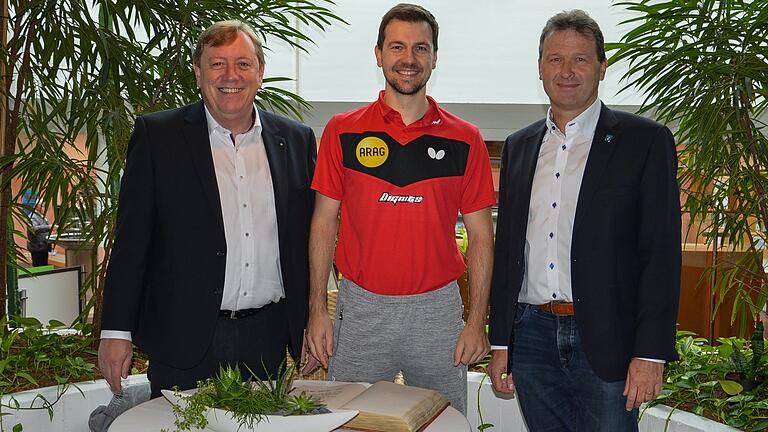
[328,278,467,414]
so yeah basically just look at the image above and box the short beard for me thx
[385,75,427,96]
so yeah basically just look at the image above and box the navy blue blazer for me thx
[102,101,316,368]
[489,103,681,381]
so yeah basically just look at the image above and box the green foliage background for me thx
[608,0,768,333]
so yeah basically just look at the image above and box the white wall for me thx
[263,1,643,106]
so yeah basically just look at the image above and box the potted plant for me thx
[608,0,768,333]
[643,329,767,430]
[168,364,331,431]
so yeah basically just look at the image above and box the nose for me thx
[560,60,575,78]
[223,63,238,80]
[403,48,416,64]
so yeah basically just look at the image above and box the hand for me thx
[488,349,515,394]
[623,358,663,410]
[305,311,334,369]
[98,338,133,394]
[300,333,322,375]
[453,324,491,366]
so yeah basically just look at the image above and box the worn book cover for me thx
[292,381,449,432]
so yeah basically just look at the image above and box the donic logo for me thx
[378,192,424,205]
[427,147,445,160]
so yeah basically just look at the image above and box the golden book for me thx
[292,380,449,432]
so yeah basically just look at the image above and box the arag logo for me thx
[356,137,389,168]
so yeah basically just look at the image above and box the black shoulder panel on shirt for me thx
[340,132,470,187]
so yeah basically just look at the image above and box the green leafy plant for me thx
[471,352,494,431]
[0,315,148,432]
[170,362,327,431]
[608,0,768,334]
[0,316,97,432]
[646,330,768,430]
[729,321,765,385]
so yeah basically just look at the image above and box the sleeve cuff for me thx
[491,345,508,351]
[100,330,132,342]
[635,357,665,364]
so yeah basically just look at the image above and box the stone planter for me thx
[640,405,740,432]
[466,371,739,432]
[0,374,148,432]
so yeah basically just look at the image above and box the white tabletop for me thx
[109,380,471,432]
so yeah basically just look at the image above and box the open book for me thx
[291,381,449,432]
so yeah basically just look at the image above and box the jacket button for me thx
[216,251,225,257]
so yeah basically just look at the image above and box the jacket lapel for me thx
[573,103,620,233]
[259,109,287,222]
[520,124,547,201]
[183,101,225,233]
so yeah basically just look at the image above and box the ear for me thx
[193,64,202,87]
[375,45,383,68]
[432,51,438,69]
[538,59,543,81]
[599,58,607,81]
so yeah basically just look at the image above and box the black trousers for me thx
[31,251,48,267]
[147,299,289,398]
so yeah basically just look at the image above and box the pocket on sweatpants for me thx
[331,292,345,355]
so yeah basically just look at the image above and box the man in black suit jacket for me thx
[98,20,317,397]
[488,10,681,431]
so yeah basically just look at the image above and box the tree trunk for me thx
[0,0,10,322]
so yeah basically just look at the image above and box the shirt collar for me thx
[203,104,261,137]
[545,98,602,138]
[375,90,443,127]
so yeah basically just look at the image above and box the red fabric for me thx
[312,91,496,295]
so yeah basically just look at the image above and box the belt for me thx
[219,302,276,320]
[536,301,575,316]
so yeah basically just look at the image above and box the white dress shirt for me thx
[101,105,283,341]
[518,98,600,304]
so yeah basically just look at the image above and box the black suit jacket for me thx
[102,101,316,368]
[489,103,681,381]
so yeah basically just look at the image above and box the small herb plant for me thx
[170,362,327,431]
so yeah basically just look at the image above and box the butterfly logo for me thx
[427,147,445,160]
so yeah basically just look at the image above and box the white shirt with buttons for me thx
[518,98,600,305]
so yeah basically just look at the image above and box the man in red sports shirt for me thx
[304,3,495,414]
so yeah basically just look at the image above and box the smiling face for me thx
[193,31,264,134]
[538,29,607,125]
[375,19,436,97]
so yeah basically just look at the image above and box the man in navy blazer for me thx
[98,20,317,397]
[488,10,681,431]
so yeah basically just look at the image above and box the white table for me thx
[109,380,471,432]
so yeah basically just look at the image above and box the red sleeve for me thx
[311,116,345,200]
[459,128,497,214]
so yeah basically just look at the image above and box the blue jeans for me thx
[510,303,638,432]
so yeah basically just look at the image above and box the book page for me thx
[291,382,368,408]
[340,381,448,432]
